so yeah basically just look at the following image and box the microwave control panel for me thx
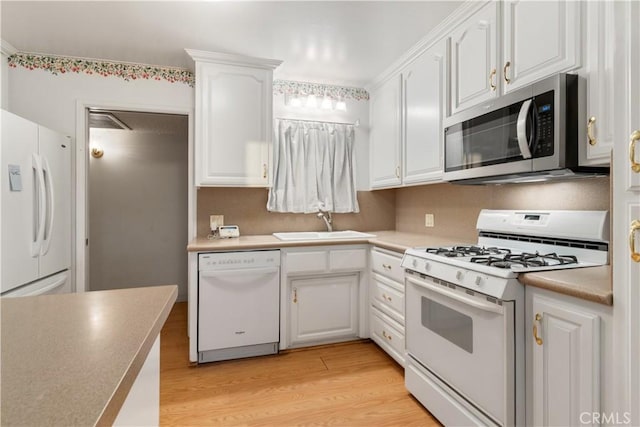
[533,91,555,157]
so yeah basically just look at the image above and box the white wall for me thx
[7,66,195,294]
[6,67,194,136]
[1,53,9,110]
[272,92,369,191]
[89,127,189,301]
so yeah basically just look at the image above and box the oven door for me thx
[405,274,515,425]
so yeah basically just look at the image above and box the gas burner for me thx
[516,252,578,266]
[427,245,512,258]
[470,252,579,269]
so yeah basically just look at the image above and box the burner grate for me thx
[426,246,511,258]
[470,252,579,269]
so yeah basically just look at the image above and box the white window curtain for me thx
[267,119,359,213]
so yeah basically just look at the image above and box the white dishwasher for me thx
[198,250,280,363]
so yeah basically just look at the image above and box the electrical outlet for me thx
[210,215,224,232]
[425,214,435,227]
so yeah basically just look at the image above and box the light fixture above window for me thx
[285,91,347,112]
[335,97,347,112]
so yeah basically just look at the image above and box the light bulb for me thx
[306,94,317,108]
[335,99,347,112]
[321,96,333,110]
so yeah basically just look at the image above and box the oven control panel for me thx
[401,253,522,301]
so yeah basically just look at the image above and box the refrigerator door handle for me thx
[31,153,46,257]
[40,156,55,256]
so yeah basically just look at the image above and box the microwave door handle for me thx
[517,99,534,159]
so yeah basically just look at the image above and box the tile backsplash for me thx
[395,176,611,241]
[197,188,396,236]
[196,177,610,240]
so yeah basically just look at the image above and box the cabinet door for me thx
[195,62,271,186]
[370,75,402,188]
[403,38,447,185]
[503,0,581,92]
[449,2,499,114]
[613,2,640,422]
[290,274,359,346]
[581,1,615,166]
[528,293,600,427]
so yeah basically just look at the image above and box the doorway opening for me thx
[87,109,189,301]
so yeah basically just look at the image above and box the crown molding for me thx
[366,0,491,91]
[185,49,283,70]
[1,39,18,56]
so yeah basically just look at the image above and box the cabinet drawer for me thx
[370,307,405,366]
[371,273,404,324]
[371,249,404,283]
[286,251,328,273]
[330,249,367,271]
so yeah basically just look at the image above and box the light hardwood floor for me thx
[160,302,442,426]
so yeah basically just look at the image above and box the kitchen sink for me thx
[272,230,376,241]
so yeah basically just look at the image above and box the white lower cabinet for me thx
[280,245,368,350]
[290,274,359,346]
[370,306,405,367]
[526,288,604,427]
[369,247,406,367]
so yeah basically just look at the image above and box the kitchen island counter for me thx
[0,285,177,426]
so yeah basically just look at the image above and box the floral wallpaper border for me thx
[8,52,195,87]
[6,53,370,99]
[273,79,369,101]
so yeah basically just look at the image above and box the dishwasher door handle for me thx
[199,267,279,278]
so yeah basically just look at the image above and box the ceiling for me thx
[0,1,462,87]
[88,110,188,134]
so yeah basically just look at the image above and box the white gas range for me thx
[401,209,609,427]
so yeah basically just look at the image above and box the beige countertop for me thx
[187,230,612,305]
[186,230,472,253]
[1,285,178,427]
[519,265,612,306]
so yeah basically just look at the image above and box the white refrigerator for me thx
[1,109,72,297]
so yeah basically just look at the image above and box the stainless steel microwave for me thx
[442,74,608,184]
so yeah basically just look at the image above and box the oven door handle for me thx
[516,99,534,159]
[406,276,504,315]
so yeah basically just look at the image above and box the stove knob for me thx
[412,259,418,268]
[424,261,431,272]
[456,271,464,281]
[475,276,483,286]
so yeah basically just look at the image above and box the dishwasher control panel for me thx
[199,250,281,271]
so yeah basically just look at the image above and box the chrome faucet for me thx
[317,210,333,232]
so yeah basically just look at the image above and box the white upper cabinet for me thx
[370,75,402,189]
[369,38,448,189]
[446,0,581,114]
[502,0,581,92]
[449,1,499,115]
[580,1,615,166]
[402,38,448,185]
[187,50,281,187]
